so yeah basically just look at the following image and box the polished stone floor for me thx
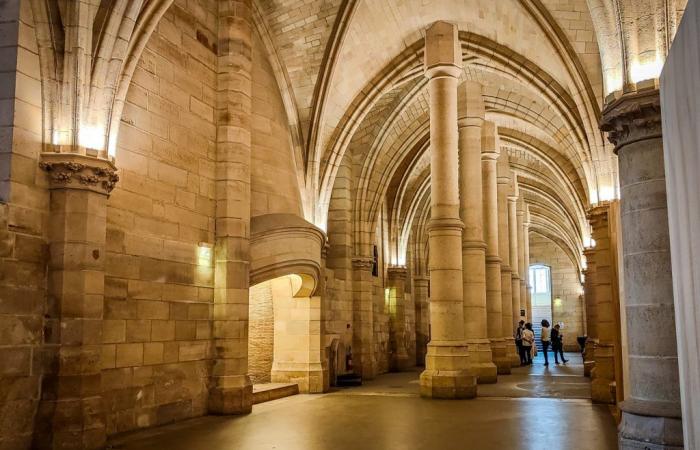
[111,353,619,450]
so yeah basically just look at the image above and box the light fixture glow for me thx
[79,125,105,151]
[197,242,213,267]
[630,56,664,84]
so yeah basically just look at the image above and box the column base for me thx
[272,364,329,393]
[208,375,253,414]
[33,396,106,450]
[420,342,476,399]
[490,338,511,374]
[584,361,595,377]
[590,375,615,404]
[465,338,497,384]
[619,401,683,450]
[504,337,520,367]
[392,352,414,372]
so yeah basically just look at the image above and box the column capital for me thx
[352,256,374,271]
[586,201,611,223]
[40,152,119,195]
[413,275,430,285]
[424,21,462,79]
[600,87,661,153]
[387,266,408,280]
[457,80,484,129]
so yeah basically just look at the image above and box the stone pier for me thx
[419,21,476,399]
[458,82,497,383]
[602,88,683,449]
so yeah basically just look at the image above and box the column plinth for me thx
[33,152,118,450]
[420,21,476,399]
[602,88,683,449]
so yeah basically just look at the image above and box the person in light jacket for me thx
[540,319,551,366]
[521,323,535,366]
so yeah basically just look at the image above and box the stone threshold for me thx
[253,383,300,404]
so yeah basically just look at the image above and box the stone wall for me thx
[103,0,218,434]
[529,233,585,351]
[248,281,274,384]
[0,2,47,448]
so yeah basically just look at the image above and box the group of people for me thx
[514,319,569,366]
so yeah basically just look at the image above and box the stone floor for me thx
[111,353,619,450]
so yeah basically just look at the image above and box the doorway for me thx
[529,264,552,350]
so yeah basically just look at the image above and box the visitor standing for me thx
[521,323,535,366]
[540,319,551,366]
[551,324,569,364]
[515,320,525,364]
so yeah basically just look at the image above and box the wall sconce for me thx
[553,297,563,308]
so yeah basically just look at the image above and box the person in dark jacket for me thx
[551,324,569,364]
[515,320,525,364]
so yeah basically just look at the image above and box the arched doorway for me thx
[529,264,552,349]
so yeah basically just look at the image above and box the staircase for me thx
[532,321,544,351]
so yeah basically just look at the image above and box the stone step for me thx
[252,383,299,404]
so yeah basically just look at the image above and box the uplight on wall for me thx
[553,297,563,308]
[630,56,664,85]
[79,125,105,151]
[197,242,213,267]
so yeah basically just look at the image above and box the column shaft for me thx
[583,249,597,377]
[209,0,254,414]
[34,154,119,450]
[420,21,475,399]
[352,257,377,379]
[413,276,430,366]
[495,136,519,368]
[387,267,411,371]
[508,195,521,331]
[588,204,617,404]
[458,82,496,383]
[483,122,509,374]
[602,89,683,449]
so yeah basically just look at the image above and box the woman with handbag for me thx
[520,323,535,366]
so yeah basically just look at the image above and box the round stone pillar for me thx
[507,178,523,366]
[419,21,476,399]
[602,88,683,449]
[413,275,430,366]
[387,266,412,371]
[457,81,497,383]
[34,152,119,450]
[352,257,378,379]
[517,201,530,321]
[483,122,510,374]
[495,141,519,368]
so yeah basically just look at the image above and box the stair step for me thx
[252,383,299,404]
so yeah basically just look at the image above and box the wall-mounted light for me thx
[197,242,213,267]
[553,297,563,308]
[630,56,664,85]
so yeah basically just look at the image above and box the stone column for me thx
[507,176,523,366]
[209,0,254,415]
[497,151,520,373]
[602,88,683,449]
[34,153,119,450]
[587,204,616,404]
[352,257,377,379]
[483,122,510,375]
[387,267,411,371]
[517,201,529,321]
[457,82,496,383]
[582,248,597,377]
[523,205,532,320]
[419,21,476,399]
[413,275,430,366]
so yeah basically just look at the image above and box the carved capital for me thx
[387,266,408,280]
[40,153,118,194]
[351,257,374,271]
[600,88,661,152]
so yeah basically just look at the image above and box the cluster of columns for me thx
[417,21,532,398]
